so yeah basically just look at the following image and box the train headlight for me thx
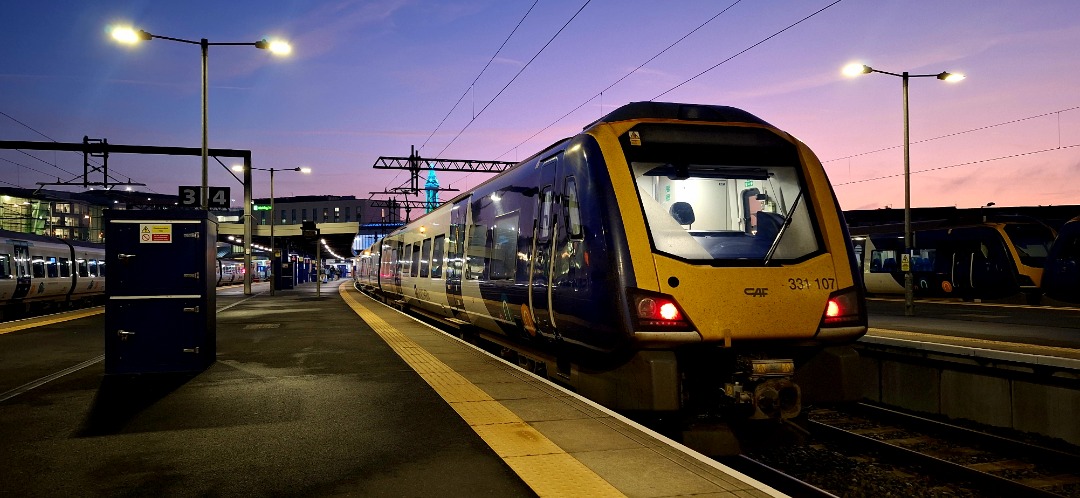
[630,289,694,331]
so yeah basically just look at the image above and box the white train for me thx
[0,228,106,318]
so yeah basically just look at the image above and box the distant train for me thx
[355,101,867,421]
[216,259,245,286]
[1042,216,1080,304]
[0,228,248,321]
[850,216,1056,302]
[0,228,106,318]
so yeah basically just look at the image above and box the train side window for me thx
[466,223,488,280]
[538,187,554,242]
[0,254,10,278]
[420,238,431,278]
[411,244,421,278]
[46,256,59,278]
[564,177,583,240]
[88,259,99,277]
[490,212,520,280]
[59,257,70,278]
[32,255,46,278]
[431,235,445,279]
[869,250,897,272]
[78,259,89,277]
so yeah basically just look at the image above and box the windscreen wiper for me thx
[763,190,803,265]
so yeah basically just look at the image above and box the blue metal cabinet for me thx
[104,210,216,375]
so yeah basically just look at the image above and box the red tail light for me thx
[629,289,694,330]
[821,287,863,326]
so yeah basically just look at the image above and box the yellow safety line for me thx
[868,328,1080,356]
[339,285,624,498]
[0,307,104,335]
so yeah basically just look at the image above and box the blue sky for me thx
[3,0,1079,210]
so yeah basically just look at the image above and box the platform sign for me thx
[179,186,231,208]
[140,223,173,243]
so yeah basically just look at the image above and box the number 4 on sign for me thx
[207,186,230,208]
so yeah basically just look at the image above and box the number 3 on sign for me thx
[178,186,199,206]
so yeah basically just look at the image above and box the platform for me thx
[0,280,781,497]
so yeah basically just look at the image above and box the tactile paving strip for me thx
[340,286,624,497]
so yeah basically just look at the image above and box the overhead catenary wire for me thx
[486,0,841,166]
[381,0,541,195]
[490,0,745,163]
[823,105,1080,163]
[0,109,146,190]
[433,0,594,160]
[652,0,844,100]
[833,143,1080,187]
[418,0,540,154]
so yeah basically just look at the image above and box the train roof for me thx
[585,102,773,129]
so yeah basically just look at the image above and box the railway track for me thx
[746,402,1080,497]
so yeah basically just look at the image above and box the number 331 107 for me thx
[788,277,835,290]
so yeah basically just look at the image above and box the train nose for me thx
[753,379,801,419]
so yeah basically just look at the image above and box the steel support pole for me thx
[270,168,276,296]
[902,72,914,316]
[200,39,209,210]
[243,157,252,295]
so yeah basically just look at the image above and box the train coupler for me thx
[722,359,801,420]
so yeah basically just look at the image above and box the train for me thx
[216,258,245,286]
[0,228,249,321]
[354,101,867,422]
[0,228,106,318]
[1042,216,1080,304]
[849,216,1057,302]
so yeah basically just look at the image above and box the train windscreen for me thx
[621,124,820,263]
[1002,223,1055,267]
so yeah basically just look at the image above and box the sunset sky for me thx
[3,0,1078,211]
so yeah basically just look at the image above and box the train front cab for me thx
[1043,217,1080,304]
[583,109,867,419]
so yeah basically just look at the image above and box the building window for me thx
[281,209,287,224]
[292,209,297,223]
[302,209,308,221]
[323,208,329,222]
[344,207,351,222]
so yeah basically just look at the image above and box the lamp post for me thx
[235,165,310,295]
[111,26,291,210]
[843,63,964,316]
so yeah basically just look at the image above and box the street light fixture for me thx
[110,26,291,210]
[233,165,310,295]
[843,63,964,316]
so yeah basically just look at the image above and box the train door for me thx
[527,155,560,337]
[851,237,867,290]
[947,227,1016,299]
[12,242,31,299]
[445,197,469,312]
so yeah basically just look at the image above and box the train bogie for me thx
[357,102,867,420]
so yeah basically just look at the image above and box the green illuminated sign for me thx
[253,204,271,211]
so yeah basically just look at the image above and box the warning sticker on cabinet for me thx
[140,224,172,243]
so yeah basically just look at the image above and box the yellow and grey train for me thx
[355,102,867,420]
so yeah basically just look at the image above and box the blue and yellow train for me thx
[1043,216,1080,304]
[355,102,866,420]
[850,216,1057,302]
